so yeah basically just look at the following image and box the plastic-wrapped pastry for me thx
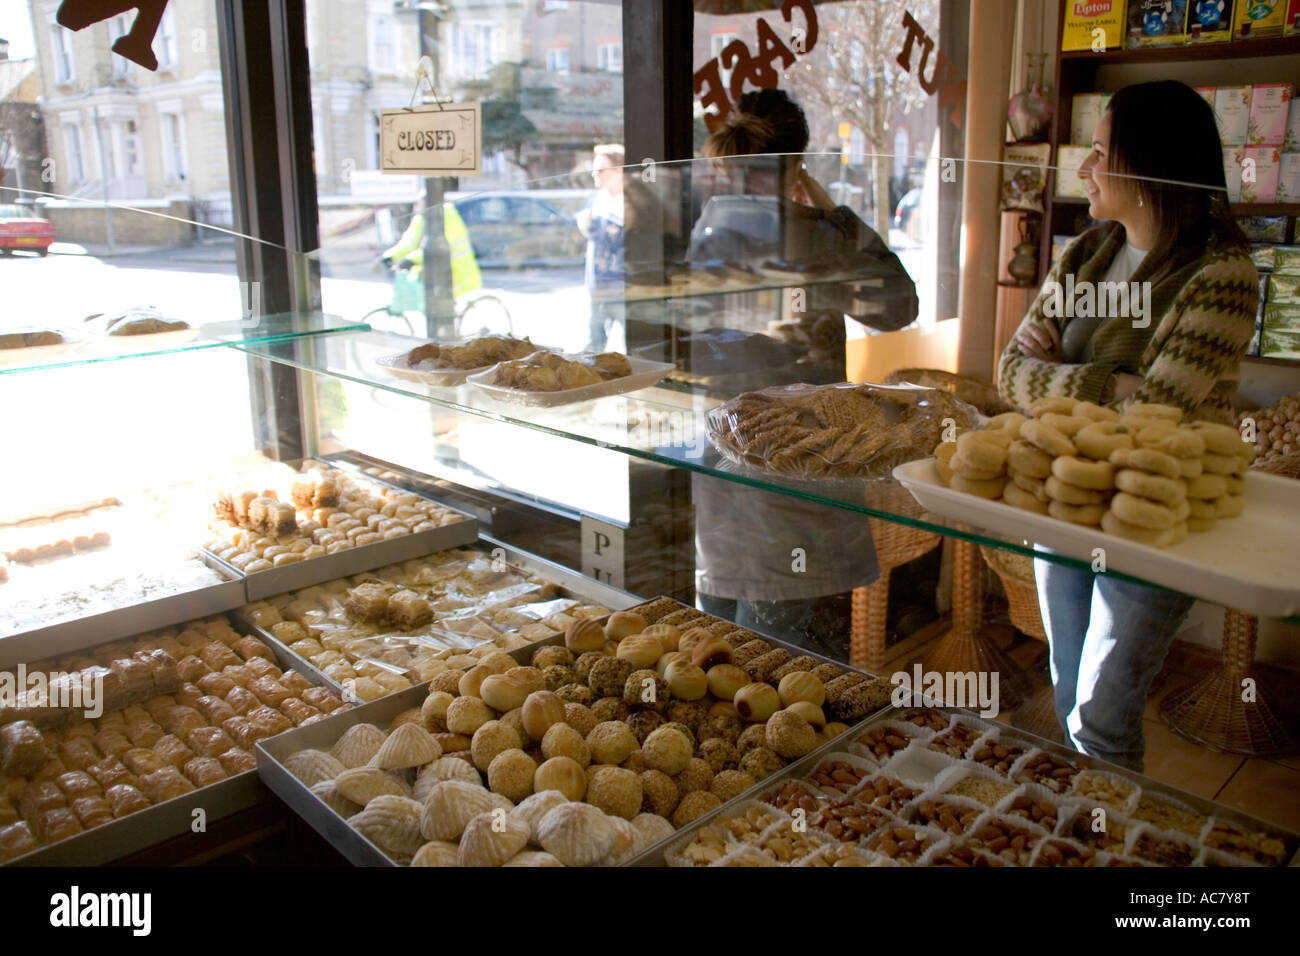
[138,766,196,803]
[218,747,256,775]
[108,657,153,697]
[105,784,151,818]
[181,756,227,788]
[71,795,114,829]
[1,720,50,775]
[343,583,393,623]
[388,590,433,629]
[0,821,38,862]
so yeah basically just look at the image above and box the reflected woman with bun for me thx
[998,81,1258,771]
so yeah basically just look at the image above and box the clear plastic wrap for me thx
[705,381,980,480]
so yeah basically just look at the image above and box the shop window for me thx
[369,15,398,76]
[153,6,178,71]
[51,22,75,85]
[597,42,622,73]
[108,15,132,79]
[710,31,737,90]
[121,120,142,177]
[546,47,569,74]
[448,22,498,82]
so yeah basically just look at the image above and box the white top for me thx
[1061,240,1149,363]
[1103,240,1148,285]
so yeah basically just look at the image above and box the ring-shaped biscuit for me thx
[1137,423,1206,459]
[1072,401,1120,422]
[1045,476,1110,505]
[1021,420,1076,458]
[1185,473,1227,500]
[1027,396,1079,417]
[1101,510,1177,547]
[956,431,1008,470]
[1011,472,1049,502]
[1007,440,1053,479]
[1108,447,1180,479]
[1174,498,1190,522]
[950,474,1007,499]
[934,442,956,484]
[1167,522,1189,546]
[1187,498,1217,519]
[1114,470,1186,505]
[1076,422,1134,461]
[1126,402,1184,423]
[1048,500,1105,526]
[1200,452,1238,475]
[1002,482,1050,514]
[1187,515,1217,533]
[1039,413,1089,437]
[1214,494,1245,518]
[1184,421,1242,456]
[1223,475,1245,495]
[1110,492,1178,530]
[987,412,1028,433]
[949,453,1003,481]
[1050,455,1115,491]
[1178,457,1203,478]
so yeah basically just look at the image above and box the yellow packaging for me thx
[1061,0,1125,51]
[1235,0,1286,37]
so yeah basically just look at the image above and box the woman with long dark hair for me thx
[999,81,1258,771]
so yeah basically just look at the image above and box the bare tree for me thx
[784,0,940,237]
[0,103,45,199]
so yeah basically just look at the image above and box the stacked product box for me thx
[1242,217,1291,357]
[1264,247,1300,358]
[1236,0,1286,37]
[1202,83,1295,202]
[1127,0,1190,47]
[1056,93,1109,200]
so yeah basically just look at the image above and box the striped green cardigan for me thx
[997,222,1259,424]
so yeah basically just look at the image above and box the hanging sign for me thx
[379,102,482,177]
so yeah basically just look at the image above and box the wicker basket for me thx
[978,546,1046,641]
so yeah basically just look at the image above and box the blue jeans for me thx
[1034,558,1194,773]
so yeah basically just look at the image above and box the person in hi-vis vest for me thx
[382,197,482,300]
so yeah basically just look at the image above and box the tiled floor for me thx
[881,634,1300,835]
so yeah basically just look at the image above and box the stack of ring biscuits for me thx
[932,399,1253,549]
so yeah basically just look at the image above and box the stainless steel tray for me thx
[636,704,1300,867]
[203,513,479,601]
[235,535,642,689]
[256,595,892,868]
[5,615,336,866]
[0,569,246,670]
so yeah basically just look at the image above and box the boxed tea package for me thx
[1277,152,1300,202]
[1264,302,1300,330]
[1286,0,1300,33]
[1239,215,1289,242]
[1224,146,1246,201]
[1250,244,1277,271]
[1001,142,1050,212]
[1242,146,1281,203]
[1062,0,1125,50]
[1272,245,1300,273]
[1055,145,1091,198]
[1267,272,1300,304]
[1187,0,1234,40]
[1261,326,1300,357]
[1248,83,1294,145]
[1215,85,1252,146]
[1070,92,1111,145]
[1128,0,1189,45]
[1235,0,1286,37]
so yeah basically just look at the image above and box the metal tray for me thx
[235,535,642,689]
[256,595,892,868]
[5,615,336,866]
[203,512,479,601]
[0,568,246,670]
[637,703,1300,867]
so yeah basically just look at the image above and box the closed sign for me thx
[379,102,481,176]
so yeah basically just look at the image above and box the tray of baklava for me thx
[199,461,479,601]
[0,614,351,865]
[233,537,639,704]
[647,705,1300,868]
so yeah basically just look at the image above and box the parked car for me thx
[893,188,922,236]
[0,204,54,256]
[453,192,589,268]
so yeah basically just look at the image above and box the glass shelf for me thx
[0,312,369,375]
[238,328,1300,622]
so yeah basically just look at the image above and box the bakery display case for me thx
[3,154,1298,867]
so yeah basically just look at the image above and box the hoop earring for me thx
[1138,195,1144,208]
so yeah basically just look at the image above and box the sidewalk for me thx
[49,238,238,263]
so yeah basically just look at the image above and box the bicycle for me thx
[361,260,513,339]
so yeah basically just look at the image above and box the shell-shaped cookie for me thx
[349,795,425,858]
[285,748,346,787]
[537,802,615,867]
[630,812,674,849]
[502,850,564,867]
[411,840,460,867]
[603,816,641,865]
[330,723,387,768]
[310,779,361,819]
[420,780,513,842]
[415,757,482,802]
[374,722,442,770]
[456,811,529,867]
[334,766,412,805]
[509,790,569,845]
